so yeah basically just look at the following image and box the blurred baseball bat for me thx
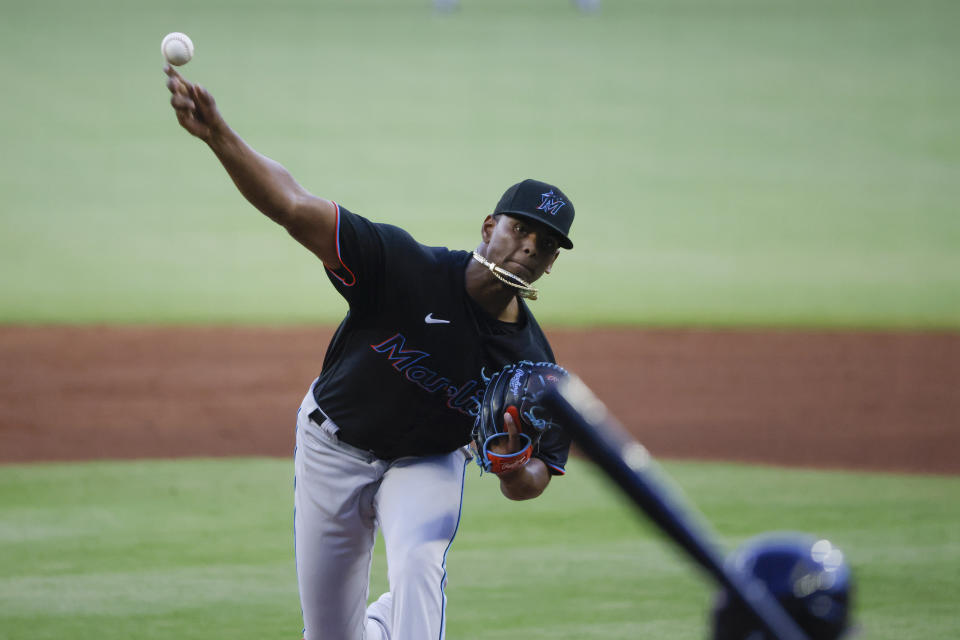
[541,374,810,640]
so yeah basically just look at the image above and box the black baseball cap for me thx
[493,179,575,249]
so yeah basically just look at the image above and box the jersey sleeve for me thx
[323,204,421,312]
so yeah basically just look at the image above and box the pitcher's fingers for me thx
[164,63,186,82]
[175,109,205,137]
[194,84,218,114]
[175,108,194,129]
[192,84,210,112]
[170,93,196,111]
[166,74,191,98]
[503,409,520,452]
[164,65,192,96]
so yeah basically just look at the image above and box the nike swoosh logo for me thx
[424,313,451,324]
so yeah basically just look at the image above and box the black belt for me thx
[309,409,386,458]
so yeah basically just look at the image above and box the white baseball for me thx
[161,32,194,66]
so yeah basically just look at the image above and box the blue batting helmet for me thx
[712,532,854,640]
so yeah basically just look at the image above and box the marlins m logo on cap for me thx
[537,190,566,216]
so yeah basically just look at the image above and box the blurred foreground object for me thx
[712,533,854,640]
[543,374,857,639]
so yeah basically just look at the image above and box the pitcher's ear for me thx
[481,214,498,243]
[545,251,559,274]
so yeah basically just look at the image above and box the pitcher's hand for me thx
[164,64,225,142]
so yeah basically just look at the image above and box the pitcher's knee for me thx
[389,542,446,588]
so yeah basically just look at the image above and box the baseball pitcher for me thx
[164,64,576,640]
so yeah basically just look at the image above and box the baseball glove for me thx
[472,361,568,474]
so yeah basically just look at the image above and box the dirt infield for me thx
[1,326,957,473]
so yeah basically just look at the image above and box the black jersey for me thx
[311,205,571,473]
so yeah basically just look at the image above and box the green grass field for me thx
[1,0,958,327]
[1,458,957,639]
[1,1,957,638]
